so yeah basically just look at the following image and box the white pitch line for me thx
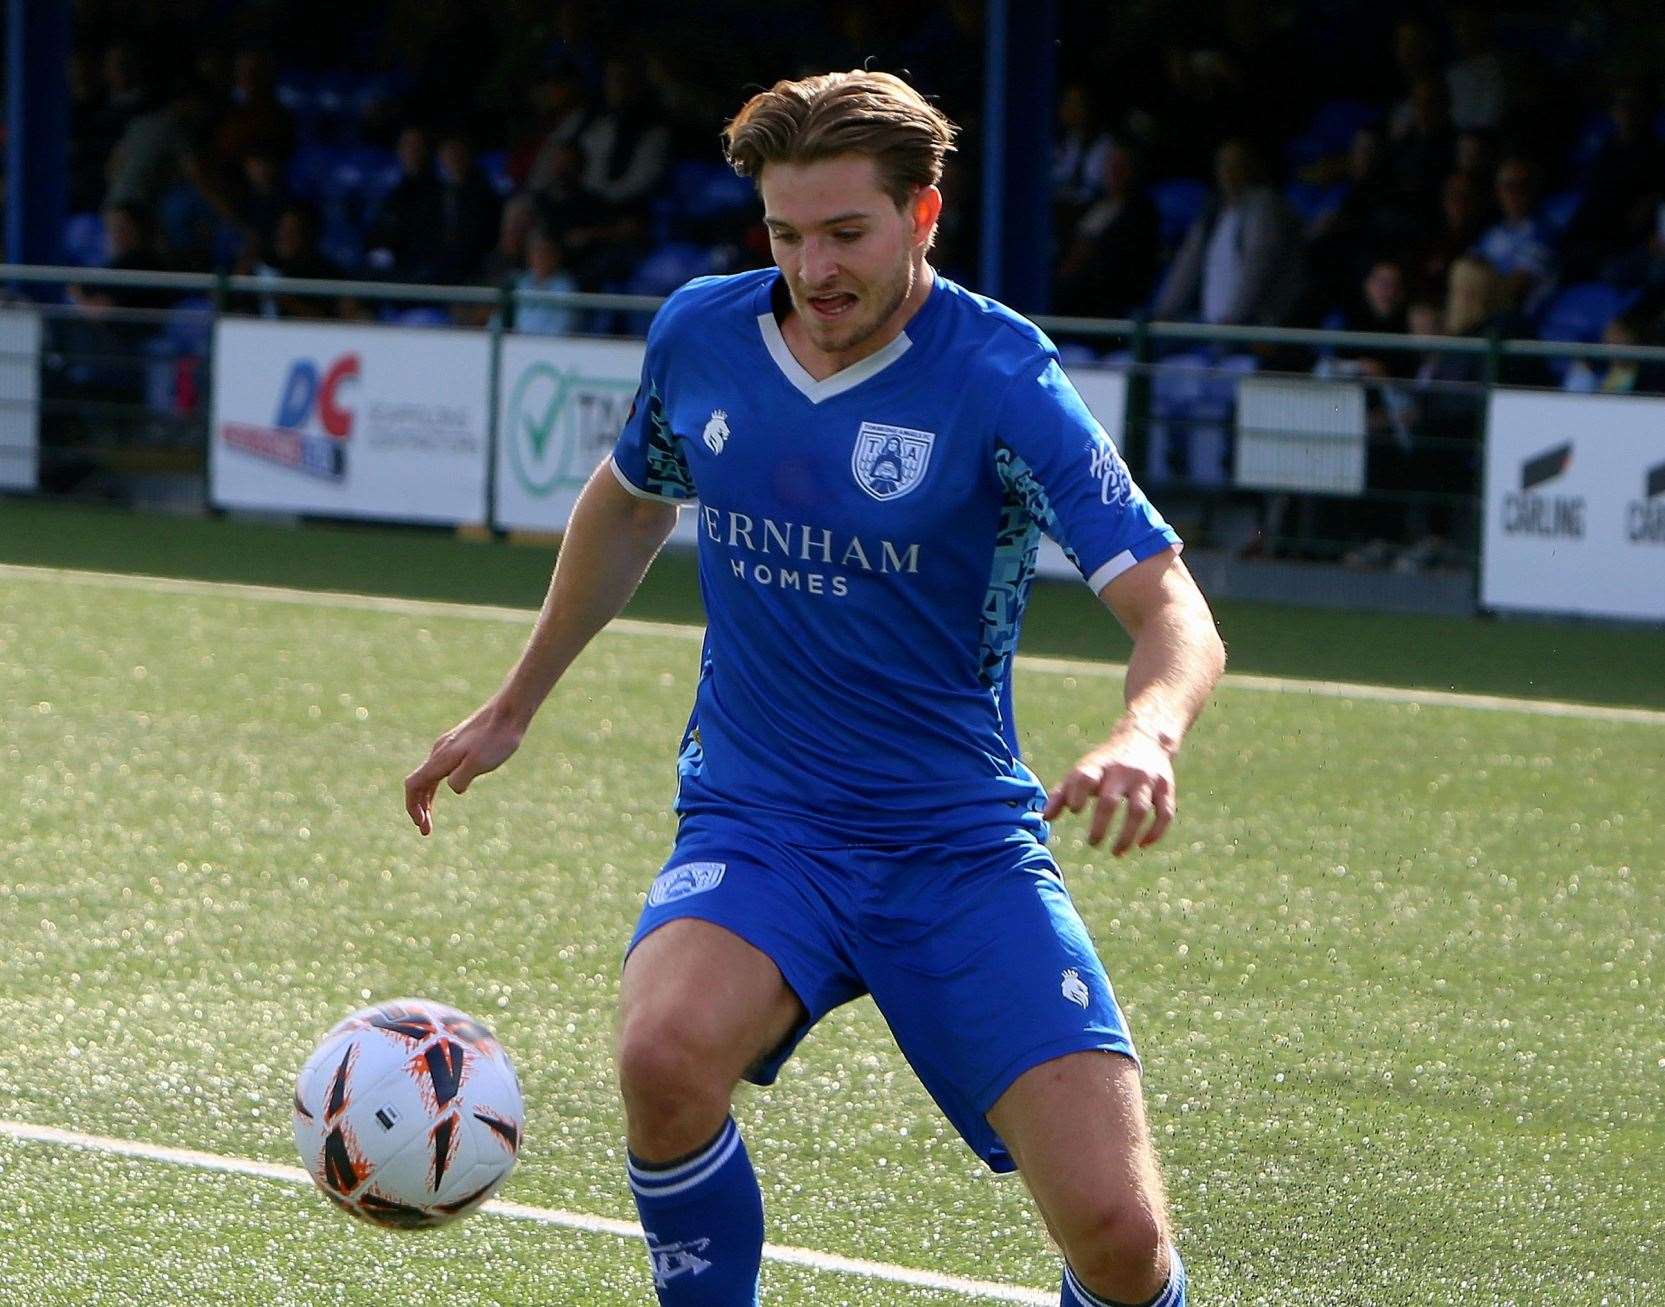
[0,1119,1053,1304]
[3,563,1662,726]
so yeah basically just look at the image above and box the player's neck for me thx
[780,261,936,382]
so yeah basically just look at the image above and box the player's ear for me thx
[911,185,942,250]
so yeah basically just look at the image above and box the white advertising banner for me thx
[1234,376,1366,495]
[0,308,41,491]
[211,318,490,524]
[1482,388,1665,621]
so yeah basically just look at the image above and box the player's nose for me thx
[801,238,841,286]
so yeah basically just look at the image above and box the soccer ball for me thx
[293,997,524,1229]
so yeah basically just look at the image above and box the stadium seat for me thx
[478,150,514,197]
[1536,281,1636,343]
[1146,351,1258,486]
[1540,189,1584,236]
[61,212,106,266]
[1285,181,1348,224]
[627,242,716,297]
[1150,179,1209,249]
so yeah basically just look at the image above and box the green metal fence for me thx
[6,261,1664,599]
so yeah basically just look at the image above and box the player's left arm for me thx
[1043,547,1225,855]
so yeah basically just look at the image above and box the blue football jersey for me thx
[610,269,1180,844]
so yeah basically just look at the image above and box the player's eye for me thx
[833,229,863,243]
[770,229,800,245]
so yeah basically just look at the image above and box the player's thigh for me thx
[986,1049,1170,1244]
[618,918,806,1090]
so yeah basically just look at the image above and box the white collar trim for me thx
[757,311,913,404]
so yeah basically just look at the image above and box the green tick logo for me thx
[506,362,636,497]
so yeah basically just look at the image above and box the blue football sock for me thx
[1062,1244,1187,1307]
[628,1117,764,1305]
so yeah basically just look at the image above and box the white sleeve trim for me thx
[608,455,696,505]
[1085,540,1182,593]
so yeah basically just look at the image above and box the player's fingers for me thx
[1087,786,1124,846]
[1067,764,1103,814]
[1140,783,1177,848]
[447,755,482,794]
[1112,789,1154,856]
[405,741,462,832]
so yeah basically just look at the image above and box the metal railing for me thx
[7,262,1665,601]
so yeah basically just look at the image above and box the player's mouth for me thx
[806,291,859,321]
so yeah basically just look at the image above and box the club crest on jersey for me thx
[647,861,727,906]
[852,422,934,501]
[703,409,729,454]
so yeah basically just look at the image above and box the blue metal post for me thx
[978,0,1056,312]
[6,0,71,269]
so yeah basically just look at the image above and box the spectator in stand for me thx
[514,225,580,336]
[576,58,671,219]
[212,49,295,179]
[1053,143,1160,318]
[1154,137,1308,327]
[1307,126,1419,313]
[69,203,174,310]
[568,58,671,286]
[1387,75,1456,220]
[434,131,502,283]
[1564,84,1665,284]
[522,66,592,195]
[1386,19,1438,140]
[366,126,446,282]
[480,194,538,285]
[1324,259,1417,566]
[1563,306,1665,394]
[509,66,588,191]
[1052,82,1114,231]
[1390,255,1516,568]
[1333,260,1411,372]
[1444,5,1509,134]
[1408,171,1487,302]
[247,203,343,319]
[233,149,290,264]
[1475,156,1555,313]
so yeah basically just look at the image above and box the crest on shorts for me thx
[1061,968,1090,1009]
[852,422,934,501]
[647,861,727,906]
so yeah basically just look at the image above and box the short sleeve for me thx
[609,328,697,504]
[994,357,1180,592]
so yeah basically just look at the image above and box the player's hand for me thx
[1043,722,1177,856]
[404,700,525,837]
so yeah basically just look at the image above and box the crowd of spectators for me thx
[48,0,1665,563]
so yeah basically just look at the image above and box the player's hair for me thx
[722,70,958,208]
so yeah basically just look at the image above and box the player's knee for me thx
[615,1012,732,1122]
[1060,1195,1167,1299]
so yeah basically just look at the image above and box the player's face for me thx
[760,155,937,365]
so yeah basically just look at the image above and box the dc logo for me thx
[274,354,360,439]
[852,421,935,501]
[703,409,729,454]
[647,861,727,906]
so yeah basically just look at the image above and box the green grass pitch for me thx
[0,561,1660,1304]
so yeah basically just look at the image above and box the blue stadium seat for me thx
[672,161,756,220]
[1285,181,1348,224]
[1540,189,1584,236]
[61,211,106,266]
[1536,281,1635,343]
[627,242,716,297]
[478,150,514,197]
[1150,179,1209,248]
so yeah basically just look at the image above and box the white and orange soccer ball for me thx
[293,997,524,1229]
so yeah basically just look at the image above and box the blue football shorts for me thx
[625,809,1139,1173]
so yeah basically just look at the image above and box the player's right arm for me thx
[403,461,678,835]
